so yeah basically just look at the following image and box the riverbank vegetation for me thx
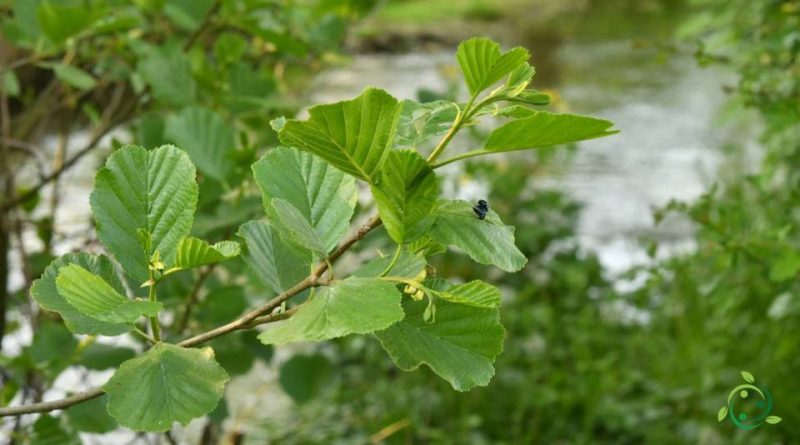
[1,0,798,444]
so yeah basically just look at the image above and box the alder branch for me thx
[0,215,383,417]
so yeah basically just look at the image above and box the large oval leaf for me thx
[252,147,356,253]
[258,278,404,345]
[104,343,229,432]
[90,144,198,285]
[31,253,129,335]
[278,88,402,183]
[429,200,526,272]
[375,297,505,391]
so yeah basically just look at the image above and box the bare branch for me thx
[0,84,134,213]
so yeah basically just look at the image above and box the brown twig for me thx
[176,265,217,335]
[0,215,383,416]
[183,0,221,51]
[0,83,132,213]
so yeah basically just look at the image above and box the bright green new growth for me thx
[56,264,162,324]
[171,238,240,272]
[22,37,616,432]
[31,253,130,336]
[456,37,530,95]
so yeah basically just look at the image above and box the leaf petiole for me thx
[147,269,161,342]
[379,245,403,277]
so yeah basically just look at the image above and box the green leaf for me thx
[65,395,117,433]
[238,220,312,294]
[766,415,782,424]
[352,250,426,278]
[503,62,536,97]
[372,150,438,244]
[51,63,96,90]
[271,198,328,255]
[166,107,236,183]
[56,265,162,324]
[31,253,129,335]
[90,144,198,285]
[3,69,20,97]
[484,111,618,152]
[36,2,97,44]
[137,42,196,106]
[279,354,333,404]
[163,0,215,30]
[394,100,457,149]
[196,286,247,327]
[77,343,136,370]
[226,63,275,113]
[104,343,229,432]
[214,33,247,66]
[769,248,800,281]
[741,370,755,383]
[252,147,357,253]
[169,237,240,272]
[717,406,728,422]
[279,88,402,183]
[30,414,80,445]
[209,333,256,376]
[29,322,77,365]
[375,298,505,391]
[429,200,527,272]
[508,90,551,106]
[258,278,404,345]
[433,280,501,308]
[456,37,529,96]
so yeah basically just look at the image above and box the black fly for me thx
[472,199,489,220]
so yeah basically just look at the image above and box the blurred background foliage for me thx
[1,0,799,444]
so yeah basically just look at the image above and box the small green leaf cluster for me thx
[22,37,615,432]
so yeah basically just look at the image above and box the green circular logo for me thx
[718,371,782,430]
